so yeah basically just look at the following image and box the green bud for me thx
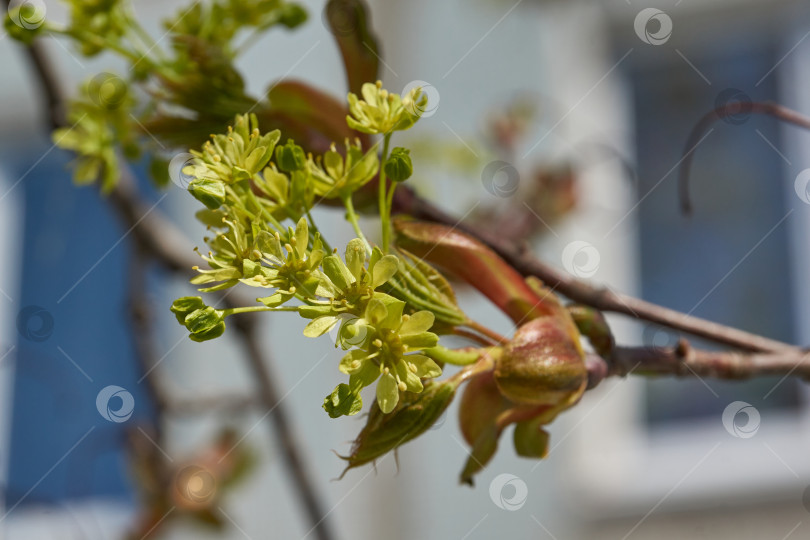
[188,177,226,209]
[323,384,363,418]
[280,4,308,28]
[513,416,550,458]
[384,147,413,182]
[170,296,205,325]
[494,317,587,406]
[185,306,225,335]
[189,322,226,342]
[275,139,306,172]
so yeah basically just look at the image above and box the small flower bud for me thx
[275,139,306,172]
[384,147,413,182]
[188,178,226,210]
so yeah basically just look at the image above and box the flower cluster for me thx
[170,102,454,416]
[347,81,427,135]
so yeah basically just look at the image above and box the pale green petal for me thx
[303,316,339,338]
[294,217,308,258]
[376,371,399,413]
[365,298,388,326]
[395,360,423,393]
[349,360,380,393]
[322,255,354,291]
[371,255,398,288]
[401,331,439,349]
[399,310,435,335]
[339,349,368,374]
[406,354,442,378]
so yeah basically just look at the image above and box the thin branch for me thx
[393,186,799,354]
[586,339,810,389]
[679,101,810,214]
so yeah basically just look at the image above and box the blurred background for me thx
[2,0,810,538]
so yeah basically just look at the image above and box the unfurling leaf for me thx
[341,379,458,472]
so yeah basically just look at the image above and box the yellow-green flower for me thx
[346,81,426,135]
[339,298,441,413]
[307,140,379,199]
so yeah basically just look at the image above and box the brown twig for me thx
[393,186,799,354]
[586,339,810,389]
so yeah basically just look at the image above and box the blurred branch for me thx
[679,101,810,215]
[586,340,810,389]
[393,186,799,354]
[10,26,336,540]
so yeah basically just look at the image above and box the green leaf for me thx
[323,384,363,418]
[341,379,457,471]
